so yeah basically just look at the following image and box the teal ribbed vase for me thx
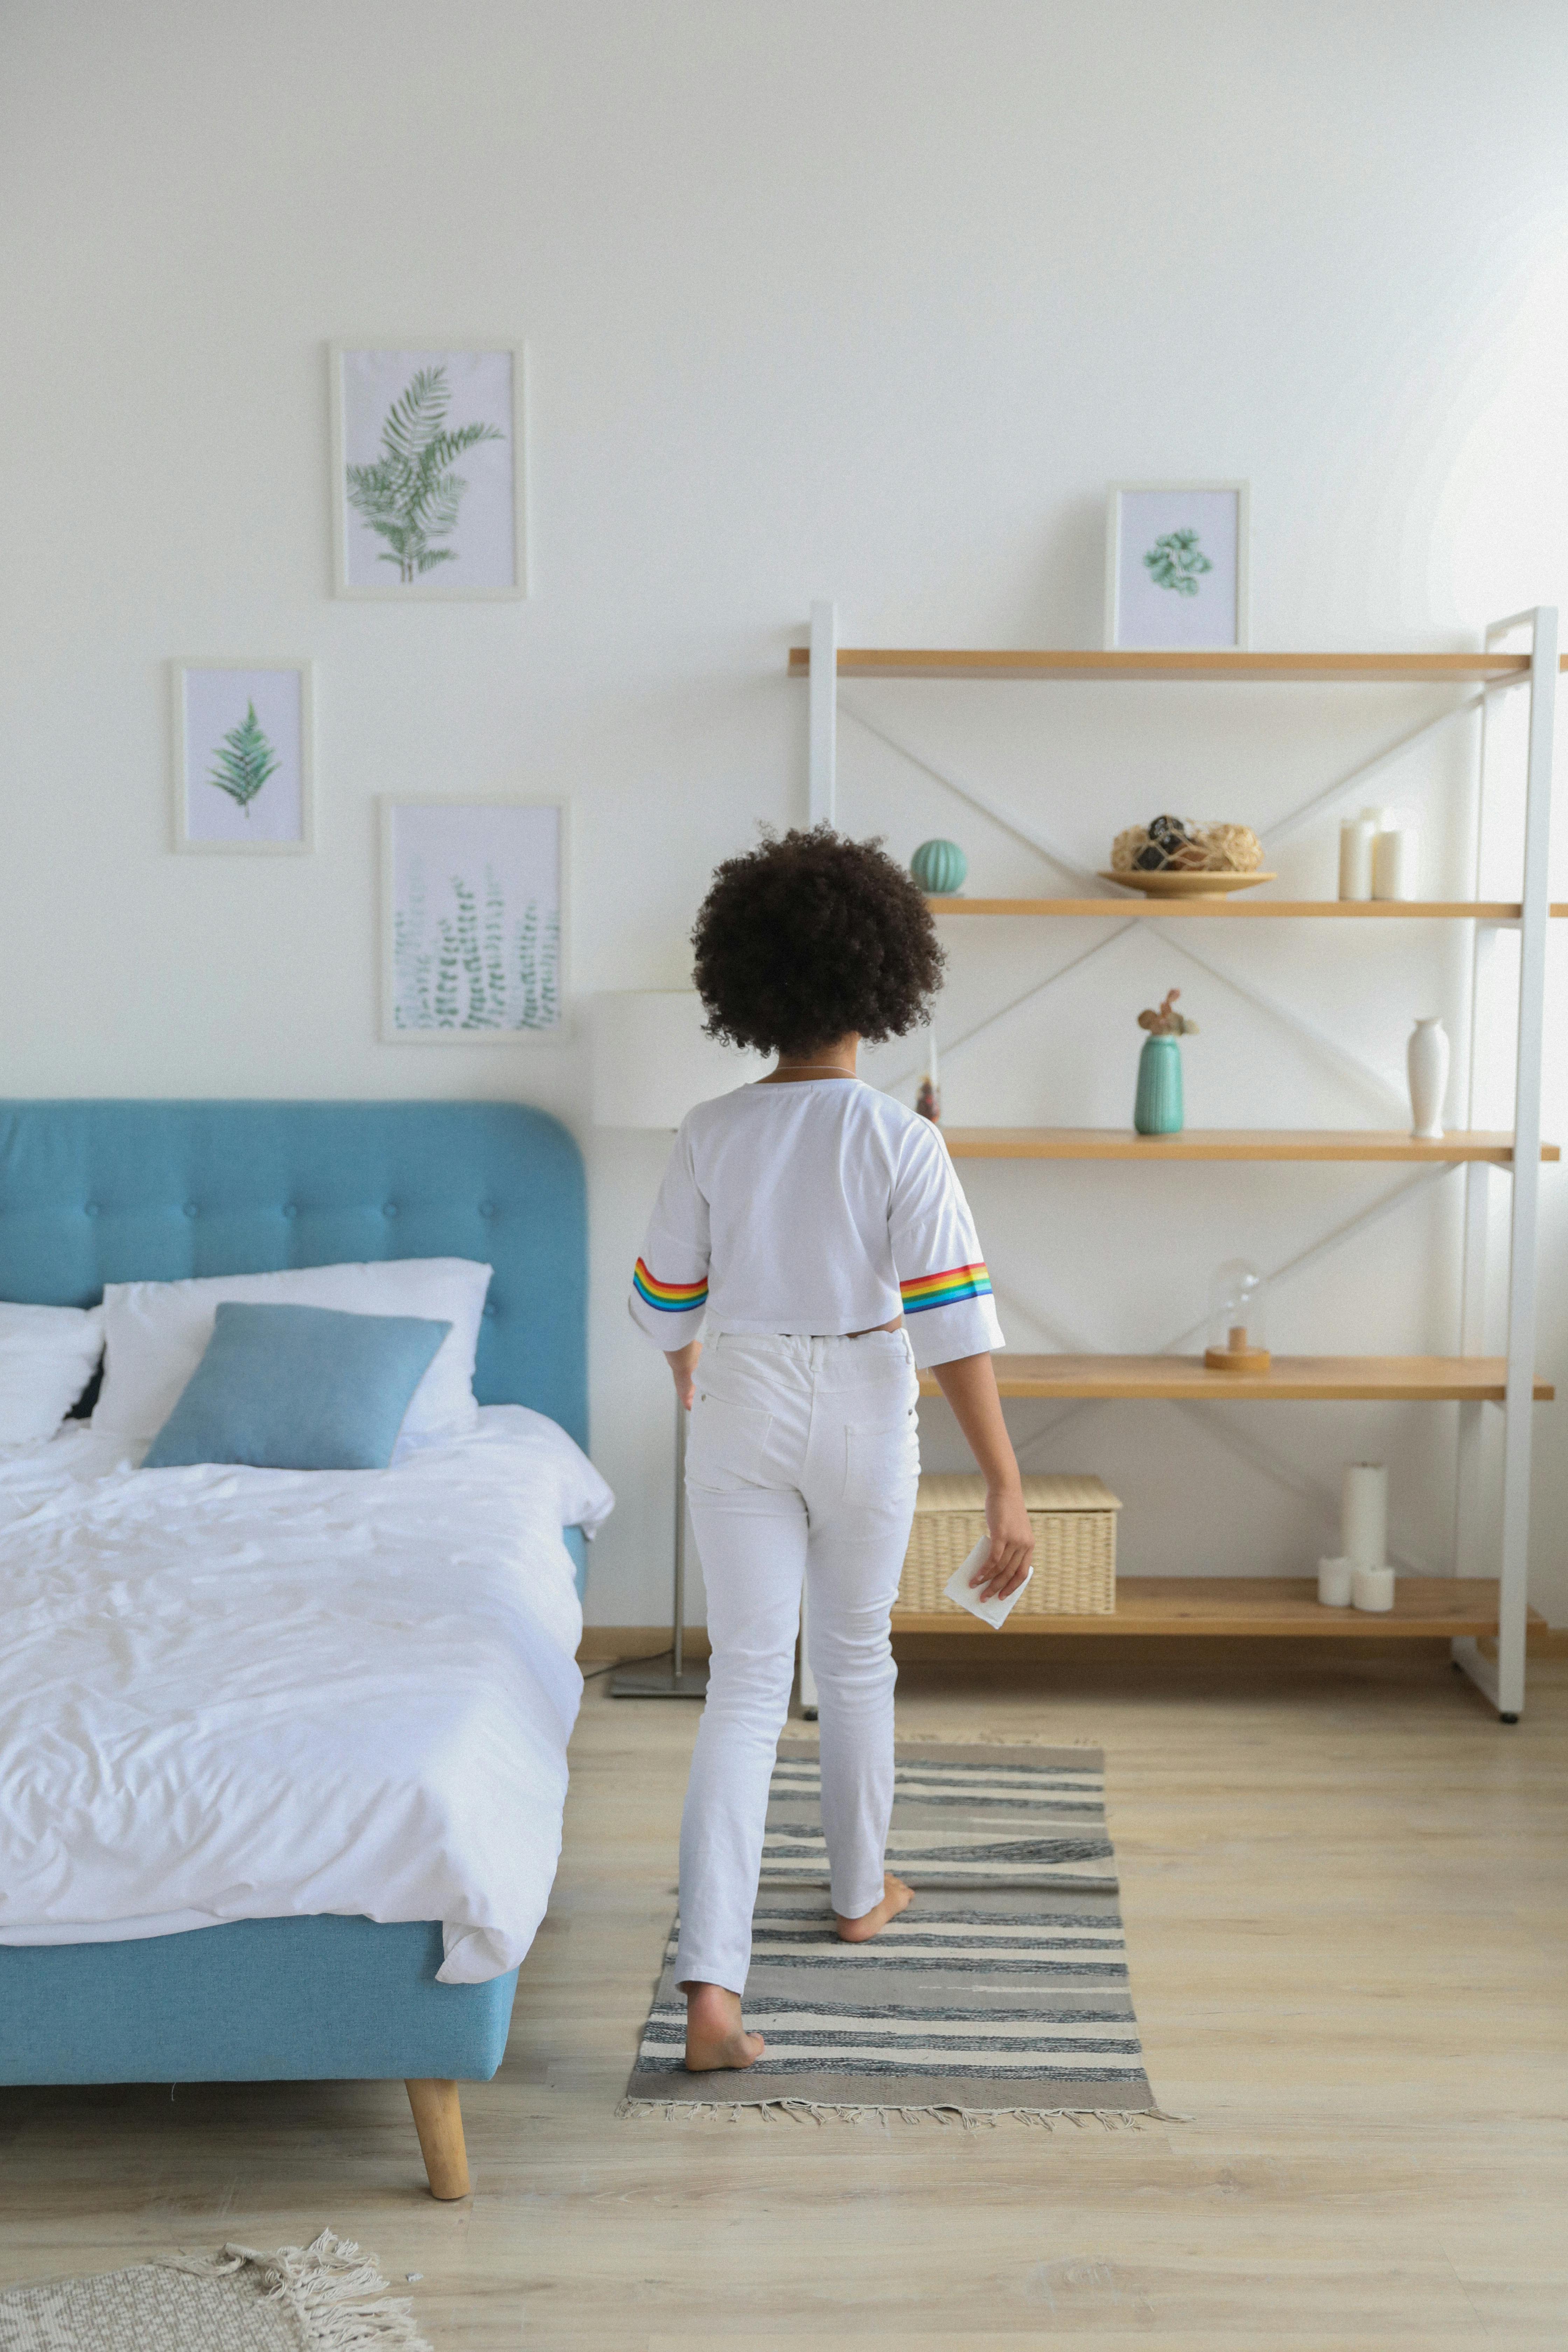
[1134,1034,1184,1134]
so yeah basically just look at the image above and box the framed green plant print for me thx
[330,342,528,600]
[172,660,314,853]
[1105,482,1250,651]
[380,797,567,1044]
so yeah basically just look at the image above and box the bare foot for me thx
[835,1871,915,1944]
[682,1981,765,2072]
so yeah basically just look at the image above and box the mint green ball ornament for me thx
[911,838,968,896]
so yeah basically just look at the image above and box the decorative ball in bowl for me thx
[1105,814,1274,899]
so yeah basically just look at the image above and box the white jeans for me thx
[674,1329,920,1996]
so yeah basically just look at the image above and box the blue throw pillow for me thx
[142,1302,453,1472]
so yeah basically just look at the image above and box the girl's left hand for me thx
[666,1340,702,1410]
[970,1481,1035,1600]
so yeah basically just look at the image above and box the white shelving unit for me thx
[793,602,1561,1720]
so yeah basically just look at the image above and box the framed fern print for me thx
[381,797,567,1044]
[1105,482,1250,651]
[331,343,527,599]
[172,660,314,853]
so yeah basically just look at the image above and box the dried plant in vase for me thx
[1137,988,1198,1037]
[1133,990,1197,1134]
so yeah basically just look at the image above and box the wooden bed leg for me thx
[406,2078,470,2199]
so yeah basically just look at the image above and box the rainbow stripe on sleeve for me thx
[899,1261,993,1314]
[633,1259,709,1315]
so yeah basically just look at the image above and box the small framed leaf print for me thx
[172,660,314,853]
[330,342,528,599]
[1105,482,1250,651]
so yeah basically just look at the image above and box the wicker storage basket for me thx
[897,1473,1120,1617]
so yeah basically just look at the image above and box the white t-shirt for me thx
[628,1078,1004,1370]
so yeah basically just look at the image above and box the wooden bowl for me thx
[1099,870,1277,900]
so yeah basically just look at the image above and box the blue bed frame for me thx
[0,1100,588,2194]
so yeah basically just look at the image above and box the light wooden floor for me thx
[1,1642,1564,2349]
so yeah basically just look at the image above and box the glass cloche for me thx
[1203,1258,1271,1373]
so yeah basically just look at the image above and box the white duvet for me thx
[0,1407,612,1982]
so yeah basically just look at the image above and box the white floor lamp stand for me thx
[593,990,768,1702]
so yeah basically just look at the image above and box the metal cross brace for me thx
[843,690,1497,1114]
[978,1160,1452,1570]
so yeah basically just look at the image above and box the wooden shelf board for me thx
[940,1127,1560,1164]
[889,1576,1545,1638]
[926,895,1568,919]
[789,646,1567,684]
[918,1354,1554,1402]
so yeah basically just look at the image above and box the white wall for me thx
[4,0,1567,1623]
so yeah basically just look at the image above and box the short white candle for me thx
[1352,1564,1396,1613]
[1373,826,1419,901]
[1317,1556,1354,1606]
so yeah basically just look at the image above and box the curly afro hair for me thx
[691,826,945,1059]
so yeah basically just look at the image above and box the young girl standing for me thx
[628,828,1033,2071]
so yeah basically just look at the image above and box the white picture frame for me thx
[172,660,314,854]
[1105,481,1250,651]
[330,340,528,600]
[380,796,568,1045]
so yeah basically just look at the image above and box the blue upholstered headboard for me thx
[0,1101,587,1451]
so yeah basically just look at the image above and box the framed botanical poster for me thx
[330,342,527,599]
[172,660,314,853]
[381,798,566,1043]
[1105,482,1250,651]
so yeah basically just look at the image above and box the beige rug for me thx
[0,2229,430,2351]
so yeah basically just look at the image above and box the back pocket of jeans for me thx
[687,1391,775,1491]
[842,1408,920,1507]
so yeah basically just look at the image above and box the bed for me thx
[0,1098,598,2198]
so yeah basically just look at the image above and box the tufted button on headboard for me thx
[0,1100,587,1450]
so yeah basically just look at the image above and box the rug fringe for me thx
[616,2095,1187,2130]
[162,2230,432,2350]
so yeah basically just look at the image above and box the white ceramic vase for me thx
[1407,1017,1449,1140]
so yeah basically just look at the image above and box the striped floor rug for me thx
[624,1741,1163,2123]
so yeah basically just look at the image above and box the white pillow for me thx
[0,1303,105,1444]
[93,1259,492,1446]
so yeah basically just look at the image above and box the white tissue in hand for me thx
[943,1535,1034,1629]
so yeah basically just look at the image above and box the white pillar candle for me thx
[1352,1564,1396,1613]
[1338,813,1377,900]
[1317,1556,1354,1606]
[1373,826,1419,901]
[1342,1462,1387,1566]
[927,1028,939,1089]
